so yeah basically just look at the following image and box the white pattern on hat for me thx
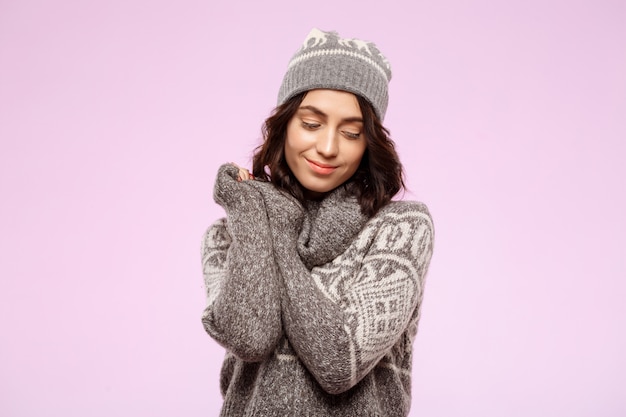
[278,28,392,120]
[301,28,329,50]
[338,38,372,56]
[287,49,391,84]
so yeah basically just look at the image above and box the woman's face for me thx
[284,89,367,199]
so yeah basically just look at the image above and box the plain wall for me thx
[1,0,625,415]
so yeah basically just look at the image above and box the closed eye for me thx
[302,121,321,130]
[342,130,361,139]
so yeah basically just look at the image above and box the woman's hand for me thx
[213,163,260,212]
[231,163,255,182]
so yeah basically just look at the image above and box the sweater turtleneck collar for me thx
[297,185,370,269]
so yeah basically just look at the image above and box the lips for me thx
[306,158,337,175]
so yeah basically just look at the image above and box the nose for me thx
[316,129,339,158]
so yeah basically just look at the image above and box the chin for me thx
[298,182,335,198]
[302,182,336,193]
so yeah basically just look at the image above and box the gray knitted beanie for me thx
[277,28,392,120]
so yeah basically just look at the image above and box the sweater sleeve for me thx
[274,202,434,394]
[200,164,282,362]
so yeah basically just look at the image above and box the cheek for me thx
[284,126,299,166]
[346,143,367,169]
[286,120,314,149]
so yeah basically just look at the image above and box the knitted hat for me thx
[277,28,392,120]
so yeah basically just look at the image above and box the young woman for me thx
[201,28,434,417]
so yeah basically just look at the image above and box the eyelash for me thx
[302,121,320,130]
[301,121,361,139]
[343,131,361,139]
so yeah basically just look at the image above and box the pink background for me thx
[1,0,625,415]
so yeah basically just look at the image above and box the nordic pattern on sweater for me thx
[309,206,432,385]
[201,164,434,416]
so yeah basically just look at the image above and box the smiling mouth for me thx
[306,159,337,175]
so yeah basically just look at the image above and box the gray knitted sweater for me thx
[202,164,434,416]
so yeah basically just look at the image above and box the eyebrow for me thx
[298,105,363,123]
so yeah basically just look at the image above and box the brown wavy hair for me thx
[252,91,405,217]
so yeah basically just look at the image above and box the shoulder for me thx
[350,200,434,256]
[373,200,434,232]
[371,201,434,254]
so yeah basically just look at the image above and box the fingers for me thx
[231,162,255,182]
